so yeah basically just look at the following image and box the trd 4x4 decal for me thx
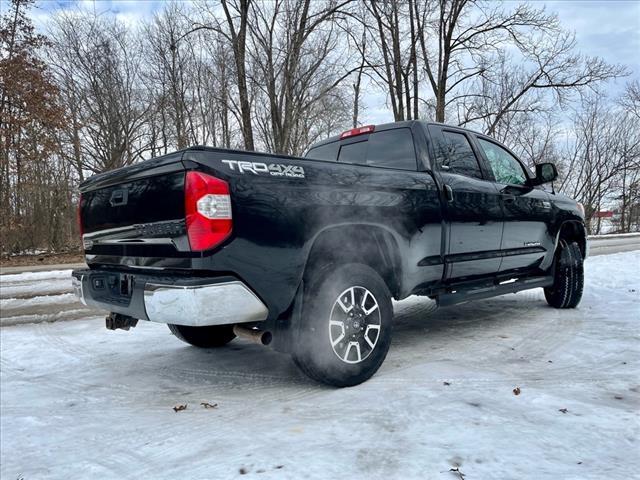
[221,159,305,178]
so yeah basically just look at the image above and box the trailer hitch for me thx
[106,312,138,331]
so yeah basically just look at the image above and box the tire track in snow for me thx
[4,320,320,407]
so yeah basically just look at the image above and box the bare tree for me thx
[558,96,633,233]
[351,30,367,128]
[192,0,255,151]
[48,14,151,173]
[506,111,561,171]
[461,33,626,138]
[1,0,74,252]
[144,3,195,149]
[365,0,418,121]
[249,0,354,154]
[614,81,640,232]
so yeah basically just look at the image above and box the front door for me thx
[474,136,554,273]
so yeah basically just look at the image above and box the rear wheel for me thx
[293,263,393,387]
[544,240,584,309]
[168,324,236,348]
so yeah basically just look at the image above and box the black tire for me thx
[168,324,236,348]
[544,240,584,308]
[293,263,393,387]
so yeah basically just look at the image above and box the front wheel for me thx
[544,240,584,309]
[293,263,394,387]
[168,324,236,348]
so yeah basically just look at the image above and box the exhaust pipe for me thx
[106,312,138,331]
[233,325,272,346]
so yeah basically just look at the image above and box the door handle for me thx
[503,195,516,204]
[444,185,454,202]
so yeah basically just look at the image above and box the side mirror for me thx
[532,162,558,185]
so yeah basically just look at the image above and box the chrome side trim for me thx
[72,275,87,306]
[82,224,178,248]
[91,238,175,245]
[83,225,134,237]
[143,281,268,327]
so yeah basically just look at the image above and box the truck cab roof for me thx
[306,120,485,150]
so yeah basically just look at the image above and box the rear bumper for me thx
[72,269,268,327]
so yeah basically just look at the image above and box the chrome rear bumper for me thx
[72,270,268,327]
[143,281,268,326]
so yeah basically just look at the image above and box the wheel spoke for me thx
[364,324,380,348]
[344,341,361,362]
[364,335,375,349]
[363,302,378,316]
[361,289,370,308]
[329,320,345,347]
[337,287,355,313]
[361,289,379,316]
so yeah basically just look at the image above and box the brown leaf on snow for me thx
[513,387,521,396]
[201,402,218,409]
[173,404,187,412]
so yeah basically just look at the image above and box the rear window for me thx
[338,140,368,164]
[335,128,417,170]
[306,141,339,161]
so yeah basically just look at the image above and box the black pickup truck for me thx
[72,121,587,386]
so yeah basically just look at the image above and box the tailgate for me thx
[80,152,189,256]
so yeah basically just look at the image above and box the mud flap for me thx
[270,280,304,354]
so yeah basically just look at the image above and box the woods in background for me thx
[1,0,639,254]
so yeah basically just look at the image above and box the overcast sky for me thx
[9,0,640,124]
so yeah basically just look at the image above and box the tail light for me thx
[184,171,232,251]
[77,194,84,237]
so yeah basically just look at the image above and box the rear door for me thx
[429,125,503,280]
[334,126,445,288]
[473,136,553,273]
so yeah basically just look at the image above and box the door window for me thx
[477,138,527,186]
[440,131,483,179]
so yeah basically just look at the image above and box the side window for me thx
[305,141,339,161]
[441,131,483,179]
[366,128,417,170]
[338,140,368,164]
[477,138,527,186]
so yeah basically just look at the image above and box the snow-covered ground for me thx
[1,251,639,479]
[0,269,97,326]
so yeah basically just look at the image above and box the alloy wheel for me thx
[328,286,382,364]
